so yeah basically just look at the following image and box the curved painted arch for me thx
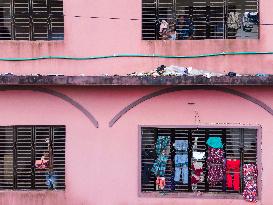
[109,86,273,127]
[0,86,99,128]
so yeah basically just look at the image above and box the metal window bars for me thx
[0,0,64,40]
[0,125,65,190]
[142,0,259,40]
[141,127,257,193]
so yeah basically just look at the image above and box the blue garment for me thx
[46,171,57,189]
[174,140,188,152]
[174,154,188,184]
[177,18,194,40]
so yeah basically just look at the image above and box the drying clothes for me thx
[155,136,170,156]
[192,162,203,176]
[226,159,241,191]
[243,164,258,202]
[159,20,168,33]
[206,137,223,149]
[46,171,57,189]
[207,147,224,187]
[174,140,188,152]
[156,177,166,190]
[192,152,205,160]
[174,154,188,184]
[151,136,170,177]
[151,155,169,177]
[207,147,224,164]
[191,161,204,191]
[227,12,241,29]
[207,164,224,186]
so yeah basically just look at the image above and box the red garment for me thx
[156,177,166,190]
[226,159,240,191]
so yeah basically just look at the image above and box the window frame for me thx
[0,125,66,191]
[141,0,260,40]
[138,125,262,199]
[0,0,64,41]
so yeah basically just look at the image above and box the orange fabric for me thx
[156,177,166,189]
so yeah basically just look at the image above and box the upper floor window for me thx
[142,0,259,40]
[140,127,258,202]
[0,0,64,40]
[0,125,65,190]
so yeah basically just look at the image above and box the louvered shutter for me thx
[52,126,65,189]
[0,0,64,40]
[0,127,14,189]
[141,127,258,194]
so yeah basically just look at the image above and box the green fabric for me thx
[206,137,223,148]
[151,136,170,177]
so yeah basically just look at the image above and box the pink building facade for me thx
[0,0,272,205]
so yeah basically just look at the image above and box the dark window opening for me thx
[0,125,65,190]
[142,0,259,40]
[141,127,258,198]
[0,0,64,40]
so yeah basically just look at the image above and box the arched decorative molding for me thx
[109,86,273,127]
[0,86,99,128]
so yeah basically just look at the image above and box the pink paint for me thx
[0,0,272,204]
[0,87,271,205]
[0,1,272,75]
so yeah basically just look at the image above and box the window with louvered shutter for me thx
[0,125,65,190]
[0,0,64,40]
[141,127,258,195]
[142,0,259,40]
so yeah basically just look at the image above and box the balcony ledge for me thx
[0,75,272,86]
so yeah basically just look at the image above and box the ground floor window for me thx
[0,125,65,190]
[140,127,258,202]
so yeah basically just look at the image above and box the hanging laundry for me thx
[192,152,205,160]
[191,161,204,191]
[174,140,188,184]
[46,171,57,189]
[206,146,225,187]
[206,137,223,149]
[174,154,188,184]
[243,164,258,202]
[151,136,170,177]
[156,176,166,190]
[226,159,241,191]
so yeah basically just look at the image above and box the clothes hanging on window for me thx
[206,136,223,149]
[243,164,258,202]
[191,161,204,190]
[226,159,240,191]
[174,154,188,184]
[174,140,188,151]
[174,140,188,184]
[206,147,224,187]
[192,151,205,160]
[156,176,166,190]
[151,136,170,177]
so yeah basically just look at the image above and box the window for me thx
[0,0,64,40]
[141,127,258,201]
[142,0,259,40]
[0,125,65,190]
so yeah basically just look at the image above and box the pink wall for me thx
[0,0,272,75]
[0,86,272,205]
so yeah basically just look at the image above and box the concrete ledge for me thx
[0,75,272,86]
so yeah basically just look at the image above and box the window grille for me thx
[0,0,64,40]
[142,0,259,40]
[141,127,257,195]
[0,125,65,190]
